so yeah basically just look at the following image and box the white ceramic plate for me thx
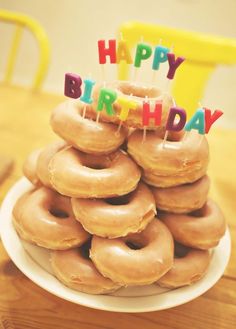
[0,178,231,313]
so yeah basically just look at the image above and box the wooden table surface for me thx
[0,85,235,329]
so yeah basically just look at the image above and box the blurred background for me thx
[0,0,236,127]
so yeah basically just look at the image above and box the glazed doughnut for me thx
[51,241,121,294]
[23,148,42,186]
[37,140,67,188]
[89,81,174,130]
[152,175,210,214]
[49,147,141,198]
[50,101,128,155]
[127,129,209,187]
[71,182,156,238]
[90,219,174,285]
[13,187,89,250]
[157,243,211,288]
[160,199,226,250]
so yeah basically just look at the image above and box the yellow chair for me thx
[0,9,50,91]
[118,22,236,115]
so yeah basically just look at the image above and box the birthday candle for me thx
[116,40,133,64]
[184,108,205,134]
[80,78,96,104]
[134,43,152,68]
[64,73,82,98]
[166,53,185,80]
[166,107,186,131]
[142,101,162,126]
[97,88,117,115]
[204,108,223,133]
[116,97,137,121]
[98,39,116,64]
[152,45,170,70]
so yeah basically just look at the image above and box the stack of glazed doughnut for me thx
[13,81,226,295]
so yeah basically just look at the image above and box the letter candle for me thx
[80,75,95,118]
[165,49,185,93]
[98,39,116,81]
[133,38,152,81]
[142,96,148,143]
[64,73,82,99]
[151,40,169,84]
[116,94,137,133]
[142,97,163,143]
[96,84,117,122]
[204,108,223,133]
[117,32,133,65]
[162,97,176,148]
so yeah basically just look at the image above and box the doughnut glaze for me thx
[51,242,121,294]
[13,187,89,250]
[51,101,128,155]
[23,148,42,186]
[152,175,210,213]
[160,199,226,250]
[90,219,174,285]
[49,147,141,198]
[157,243,211,288]
[72,182,156,238]
[128,129,209,187]
[37,140,67,188]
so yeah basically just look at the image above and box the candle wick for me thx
[101,65,105,83]
[197,134,204,148]
[172,97,176,107]
[82,104,87,119]
[165,79,171,94]
[133,67,138,82]
[116,121,122,136]
[96,112,100,123]
[142,127,147,143]
[162,130,169,148]
[151,70,156,85]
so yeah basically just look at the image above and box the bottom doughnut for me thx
[50,241,122,294]
[157,243,211,288]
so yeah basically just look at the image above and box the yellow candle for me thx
[117,97,137,121]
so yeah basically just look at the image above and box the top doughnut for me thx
[88,81,174,130]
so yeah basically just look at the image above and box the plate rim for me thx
[0,177,231,313]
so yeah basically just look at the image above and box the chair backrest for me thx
[0,9,50,91]
[118,22,236,115]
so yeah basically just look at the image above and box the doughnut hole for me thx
[174,242,189,258]
[49,208,69,218]
[80,153,112,170]
[105,193,131,206]
[117,81,161,98]
[80,239,92,259]
[190,203,208,218]
[124,235,149,250]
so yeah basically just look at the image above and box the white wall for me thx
[1,0,236,127]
